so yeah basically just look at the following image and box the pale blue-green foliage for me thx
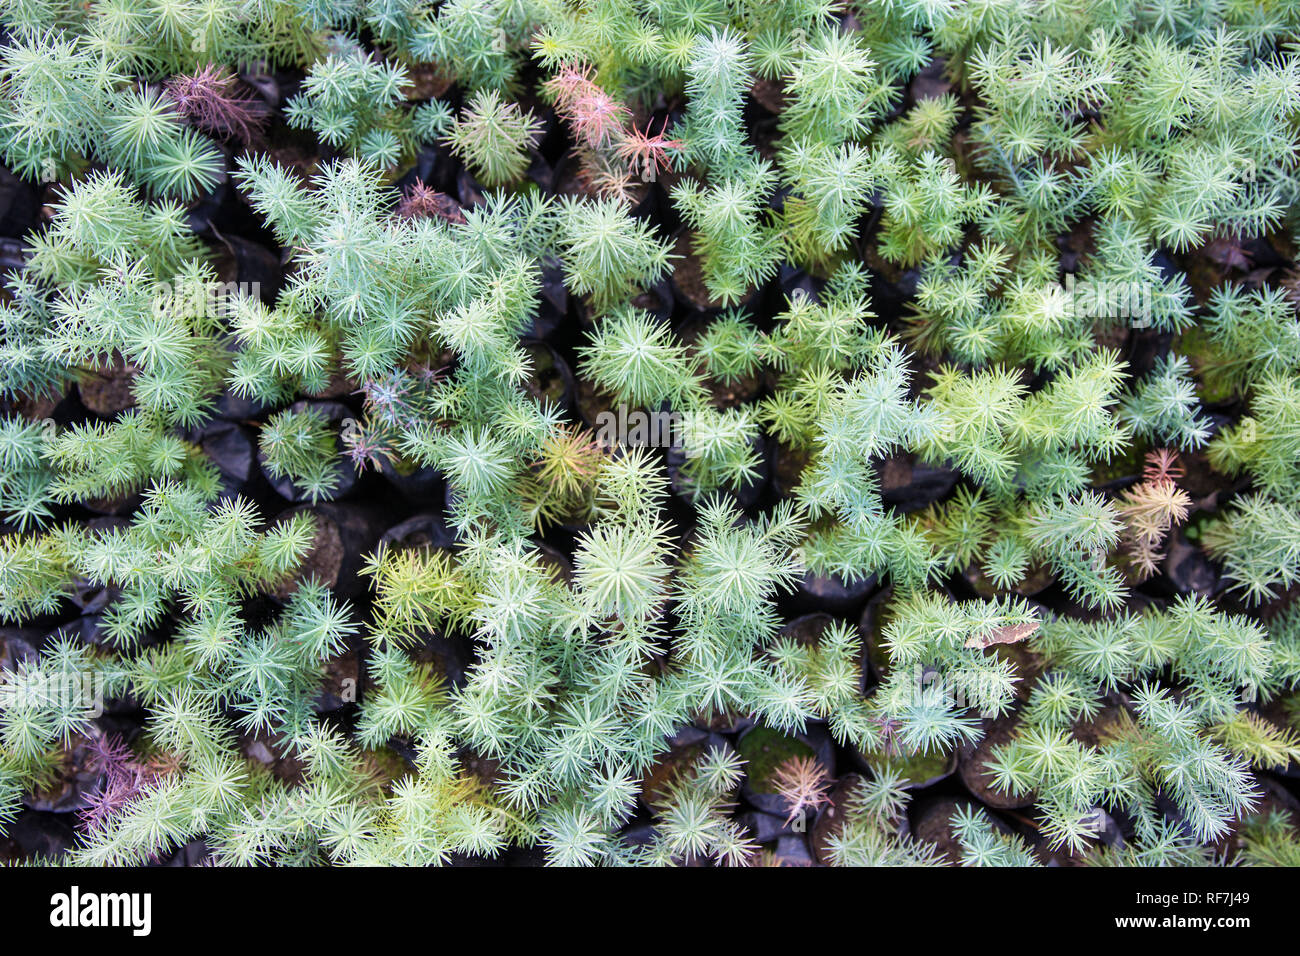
[284,45,435,167]
[445,89,541,187]
[405,0,523,92]
[672,154,784,304]
[822,767,941,865]
[1030,596,1273,714]
[0,416,54,530]
[259,406,344,503]
[24,168,206,286]
[0,32,120,181]
[1,170,233,507]
[231,157,543,397]
[0,34,224,198]
[0,760,20,834]
[579,304,702,408]
[556,194,674,311]
[791,325,947,592]
[1119,355,1211,451]
[0,285,69,401]
[0,635,121,762]
[960,14,1300,251]
[950,805,1037,866]
[876,148,995,267]
[871,589,1038,755]
[782,27,892,145]
[1208,373,1300,502]
[630,744,756,866]
[1204,494,1300,605]
[43,412,214,505]
[1200,284,1300,397]
[780,138,879,263]
[207,579,359,737]
[68,482,317,647]
[987,597,1283,852]
[4,0,1300,869]
[677,26,752,169]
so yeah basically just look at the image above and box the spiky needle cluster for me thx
[1,0,1300,871]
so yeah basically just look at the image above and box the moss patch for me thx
[870,749,952,788]
[737,728,816,791]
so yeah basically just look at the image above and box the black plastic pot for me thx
[455,167,487,209]
[876,452,959,513]
[269,501,387,601]
[3,811,76,859]
[736,722,835,817]
[1160,528,1224,599]
[865,255,922,324]
[408,629,475,689]
[312,647,361,715]
[575,375,617,435]
[379,512,459,552]
[20,735,107,815]
[811,771,862,865]
[65,518,129,617]
[910,796,1011,865]
[393,143,461,199]
[779,612,836,646]
[81,489,143,518]
[857,586,894,689]
[958,715,1035,810]
[765,833,816,866]
[666,432,770,510]
[530,539,573,586]
[792,568,876,617]
[184,162,232,237]
[76,359,138,420]
[551,152,657,220]
[192,418,261,500]
[522,339,575,414]
[771,440,812,499]
[525,258,569,340]
[692,707,755,736]
[738,808,796,845]
[777,262,824,302]
[0,163,39,238]
[377,455,444,505]
[0,627,41,672]
[631,280,675,324]
[639,727,735,813]
[212,234,283,305]
[852,744,958,792]
[214,382,270,422]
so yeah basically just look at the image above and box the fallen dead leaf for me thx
[964,621,1041,649]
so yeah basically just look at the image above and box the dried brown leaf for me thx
[964,621,1040,649]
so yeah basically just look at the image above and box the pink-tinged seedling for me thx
[614,124,683,182]
[770,755,832,826]
[165,66,268,146]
